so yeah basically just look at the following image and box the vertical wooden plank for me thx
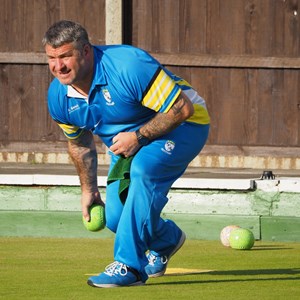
[6,0,36,52]
[0,65,9,143]
[179,0,207,53]
[33,0,60,51]
[244,0,259,55]
[0,0,61,52]
[131,0,153,49]
[209,68,249,145]
[207,0,246,54]
[132,0,181,52]
[0,0,8,51]
[244,69,259,145]
[154,0,180,53]
[4,64,64,144]
[228,69,248,144]
[272,0,286,56]
[30,65,50,141]
[220,0,247,54]
[20,66,35,141]
[2,0,24,51]
[245,0,278,56]
[256,69,275,145]
[209,68,232,144]
[215,68,231,144]
[282,0,300,56]
[205,0,219,54]
[7,65,22,141]
[60,0,106,45]
[273,70,299,145]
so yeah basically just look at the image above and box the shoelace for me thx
[148,252,168,266]
[104,261,128,277]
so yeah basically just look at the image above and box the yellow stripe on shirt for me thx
[57,123,83,139]
[142,69,177,112]
[187,104,210,125]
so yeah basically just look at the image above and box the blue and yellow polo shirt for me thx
[47,45,210,147]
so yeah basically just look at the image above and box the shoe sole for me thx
[87,279,145,288]
[148,231,186,278]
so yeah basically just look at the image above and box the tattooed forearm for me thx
[140,113,176,140]
[68,131,98,192]
[140,92,194,140]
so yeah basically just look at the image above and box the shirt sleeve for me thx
[47,80,83,140]
[141,67,181,113]
[119,47,182,113]
[56,123,83,139]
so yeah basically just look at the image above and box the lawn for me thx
[1,237,299,299]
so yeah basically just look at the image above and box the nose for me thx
[52,58,65,71]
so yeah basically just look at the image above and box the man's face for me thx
[45,43,90,86]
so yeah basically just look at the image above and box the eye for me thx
[47,57,56,63]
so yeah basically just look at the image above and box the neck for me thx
[71,83,90,97]
[71,49,94,97]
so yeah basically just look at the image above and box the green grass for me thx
[1,237,299,299]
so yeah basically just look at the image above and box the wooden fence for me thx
[0,0,299,168]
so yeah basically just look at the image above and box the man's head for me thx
[43,20,94,88]
[42,20,90,51]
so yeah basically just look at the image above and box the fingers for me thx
[110,132,140,157]
[109,140,119,154]
[81,191,103,222]
[82,205,90,222]
[94,198,105,207]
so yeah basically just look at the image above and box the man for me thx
[43,20,210,288]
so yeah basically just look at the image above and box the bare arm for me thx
[110,91,194,156]
[68,130,103,220]
[139,91,194,139]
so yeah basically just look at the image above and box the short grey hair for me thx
[42,20,90,50]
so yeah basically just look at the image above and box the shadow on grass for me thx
[147,275,300,286]
[210,268,300,276]
[252,245,294,251]
[164,268,300,277]
[148,268,300,286]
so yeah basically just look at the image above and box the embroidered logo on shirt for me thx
[68,104,80,113]
[102,88,115,106]
[161,140,175,155]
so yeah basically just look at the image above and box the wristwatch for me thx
[135,129,150,146]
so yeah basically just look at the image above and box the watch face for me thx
[136,130,150,146]
[139,136,149,146]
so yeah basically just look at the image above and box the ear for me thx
[82,44,92,57]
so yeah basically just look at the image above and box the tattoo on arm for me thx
[171,96,186,115]
[68,131,98,192]
[140,94,192,140]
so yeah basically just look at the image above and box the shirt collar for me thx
[67,85,87,99]
[66,46,106,99]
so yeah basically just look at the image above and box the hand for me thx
[81,190,104,222]
[109,131,141,157]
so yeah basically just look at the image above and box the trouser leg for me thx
[107,123,209,281]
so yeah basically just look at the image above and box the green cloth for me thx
[107,155,134,204]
